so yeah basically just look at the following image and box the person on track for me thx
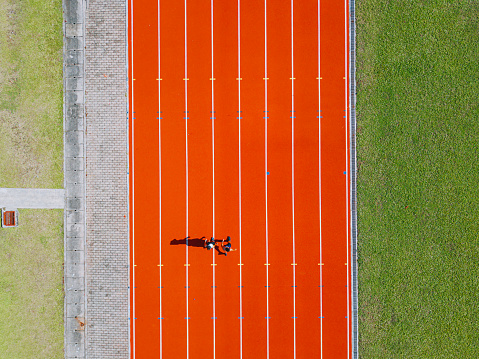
[220,236,236,256]
[204,237,216,250]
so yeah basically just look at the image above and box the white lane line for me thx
[291,0,297,358]
[318,0,323,358]
[212,251,216,359]
[211,0,216,242]
[264,1,270,358]
[130,0,136,356]
[157,0,163,357]
[238,0,244,358]
[211,0,216,357]
[184,0,190,357]
[344,0,350,357]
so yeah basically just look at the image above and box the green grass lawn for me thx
[0,0,64,357]
[356,0,479,357]
[0,0,63,189]
[0,210,64,358]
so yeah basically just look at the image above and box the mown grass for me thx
[356,0,479,357]
[0,0,64,357]
[0,210,64,358]
[0,0,63,189]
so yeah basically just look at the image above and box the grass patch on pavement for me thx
[0,0,64,358]
[356,0,479,357]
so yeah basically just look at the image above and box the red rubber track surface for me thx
[129,0,351,357]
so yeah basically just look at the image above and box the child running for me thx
[220,236,237,256]
[204,237,216,250]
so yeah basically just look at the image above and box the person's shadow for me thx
[170,236,205,248]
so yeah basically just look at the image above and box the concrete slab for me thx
[66,329,84,344]
[65,276,84,291]
[65,64,84,78]
[66,210,84,224]
[64,0,83,24]
[65,290,85,304]
[65,131,84,144]
[0,188,64,209]
[65,158,84,171]
[65,23,83,37]
[66,302,85,318]
[66,103,84,118]
[65,170,83,184]
[66,197,83,210]
[66,183,84,197]
[66,77,84,91]
[66,250,85,264]
[66,237,85,251]
[66,90,84,105]
[66,316,85,332]
[65,116,84,132]
[66,261,85,277]
[66,36,84,51]
[66,223,85,238]
[66,342,85,357]
[65,50,84,65]
[65,143,84,158]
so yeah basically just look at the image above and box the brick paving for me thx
[83,0,129,357]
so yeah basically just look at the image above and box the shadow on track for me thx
[170,236,206,248]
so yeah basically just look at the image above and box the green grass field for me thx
[0,0,63,189]
[0,0,63,357]
[356,0,479,357]
[0,210,64,358]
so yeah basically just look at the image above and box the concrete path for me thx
[0,188,65,209]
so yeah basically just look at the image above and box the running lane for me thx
[212,0,241,357]
[239,1,268,357]
[321,0,350,357]
[293,0,321,358]
[266,0,295,357]
[158,0,187,357]
[185,1,215,358]
[130,0,160,357]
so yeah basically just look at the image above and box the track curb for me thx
[63,0,87,358]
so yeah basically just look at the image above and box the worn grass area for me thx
[356,0,479,357]
[0,210,64,358]
[0,0,63,188]
[0,0,63,358]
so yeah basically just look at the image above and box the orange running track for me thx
[129,0,353,358]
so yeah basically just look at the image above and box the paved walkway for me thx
[64,0,129,357]
[83,0,129,356]
[0,188,64,209]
